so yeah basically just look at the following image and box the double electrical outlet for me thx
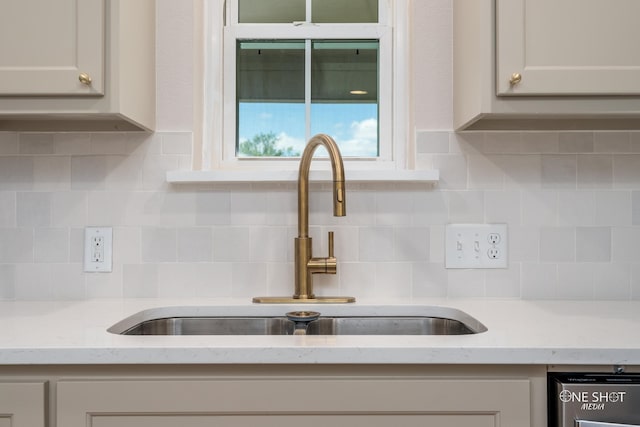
[84,227,113,272]
[445,224,508,269]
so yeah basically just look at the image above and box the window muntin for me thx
[236,39,379,158]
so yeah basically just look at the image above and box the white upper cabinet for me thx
[454,0,640,130]
[0,0,104,96]
[497,0,640,96]
[0,0,155,131]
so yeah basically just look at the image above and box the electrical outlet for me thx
[445,224,508,269]
[84,227,113,272]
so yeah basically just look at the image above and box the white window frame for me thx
[193,0,414,174]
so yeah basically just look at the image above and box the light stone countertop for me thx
[0,298,637,365]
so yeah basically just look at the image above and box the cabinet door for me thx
[0,0,104,96]
[58,378,530,427]
[0,382,46,427]
[497,0,640,95]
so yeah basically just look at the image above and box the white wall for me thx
[1,1,639,301]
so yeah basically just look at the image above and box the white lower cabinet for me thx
[56,366,545,427]
[0,382,46,427]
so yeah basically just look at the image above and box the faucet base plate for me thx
[252,296,355,304]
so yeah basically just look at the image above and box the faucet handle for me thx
[328,231,334,258]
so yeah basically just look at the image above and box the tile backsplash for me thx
[1,129,640,301]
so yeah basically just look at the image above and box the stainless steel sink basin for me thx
[305,316,479,335]
[119,317,295,336]
[109,310,487,336]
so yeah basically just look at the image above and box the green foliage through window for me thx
[238,132,300,157]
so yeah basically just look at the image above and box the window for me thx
[195,0,412,172]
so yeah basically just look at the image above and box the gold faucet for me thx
[253,134,355,304]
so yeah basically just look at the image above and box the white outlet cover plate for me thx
[445,224,508,269]
[84,227,113,272]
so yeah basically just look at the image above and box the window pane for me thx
[312,0,378,23]
[237,41,305,157]
[311,40,379,157]
[238,0,305,23]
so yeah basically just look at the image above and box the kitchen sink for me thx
[108,308,487,336]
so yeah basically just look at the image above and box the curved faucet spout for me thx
[298,134,346,238]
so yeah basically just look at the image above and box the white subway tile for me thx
[33,156,71,191]
[593,263,630,300]
[429,225,445,263]
[249,226,290,262]
[447,269,485,298]
[105,155,143,190]
[541,155,577,189]
[0,157,34,191]
[412,262,447,298]
[540,227,575,262]
[375,191,414,226]
[19,133,54,155]
[559,132,594,153]
[85,264,124,299]
[34,228,69,263]
[141,227,177,262]
[413,192,448,225]
[509,226,540,262]
[611,227,640,263]
[232,262,268,297]
[52,192,87,227]
[449,132,484,154]
[231,191,268,225]
[416,131,449,154]
[340,262,378,299]
[17,192,50,227]
[195,191,231,225]
[497,154,542,189]
[0,265,15,300]
[90,133,130,155]
[557,264,593,299]
[596,191,631,226]
[177,227,212,262]
[613,154,640,189]
[468,155,505,189]
[123,264,158,298]
[484,132,522,153]
[0,133,19,155]
[213,227,250,262]
[359,227,394,262]
[374,263,412,299]
[521,132,559,153]
[557,191,594,226]
[71,156,107,190]
[448,190,484,223]
[576,227,611,262]
[521,190,557,226]
[394,227,429,262]
[485,266,521,299]
[53,133,91,155]
[484,190,521,224]
[595,132,630,153]
[161,132,193,155]
[0,192,16,227]
[577,154,613,189]
[521,263,558,299]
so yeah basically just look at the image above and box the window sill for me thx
[166,169,439,184]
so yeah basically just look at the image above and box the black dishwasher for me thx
[549,373,640,427]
